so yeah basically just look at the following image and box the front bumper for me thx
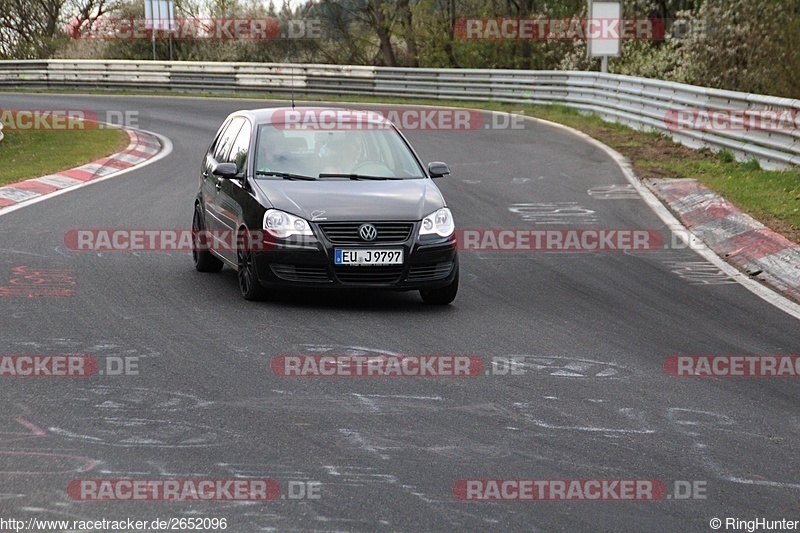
[253,222,458,290]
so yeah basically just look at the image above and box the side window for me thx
[207,119,229,156]
[213,117,245,162]
[226,120,252,174]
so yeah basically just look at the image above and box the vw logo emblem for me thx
[359,224,378,241]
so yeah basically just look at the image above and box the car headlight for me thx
[263,209,314,239]
[419,207,454,238]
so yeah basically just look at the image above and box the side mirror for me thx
[212,162,239,179]
[428,161,450,178]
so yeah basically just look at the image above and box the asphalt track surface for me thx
[0,94,798,532]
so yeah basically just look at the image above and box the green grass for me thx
[0,126,129,186]
[3,88,798,242]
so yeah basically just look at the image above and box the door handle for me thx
[215,178,223,191]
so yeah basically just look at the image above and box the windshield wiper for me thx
[317,173,403,180]
[256,170,317,181]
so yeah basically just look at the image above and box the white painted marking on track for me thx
[665,260,737,285]
[665,408,735,427]
[295,344,401,356]
[520,418,656,434]
[351,393,442,401]
[351,394,381,413]
[514,356,631,379]
[724,477,800,490]
[48,418,235,448]
[523,115,800,320]
[0,249,48,257]
[321,464,398,485]
[338,429,391,460]
[587,184,640,199]
[509,202,597,224]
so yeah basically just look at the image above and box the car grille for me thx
[334,266,404,284]
[271,264,330,282]
[318,222,413,244]
[406,262,454,282]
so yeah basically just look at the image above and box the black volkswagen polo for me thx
[192,107,459,304]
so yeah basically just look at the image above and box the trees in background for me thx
[2,0,799,98]
[1,0,115,58]
[679,0,800,98]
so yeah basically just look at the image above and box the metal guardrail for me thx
[1,60,799,169]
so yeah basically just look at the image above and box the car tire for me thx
[237,228,266,301]
[419,262,459,305]
[193,204,224,273]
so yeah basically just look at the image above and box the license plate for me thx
[334,248,404,266]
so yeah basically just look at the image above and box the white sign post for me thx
[144,0,175,60]
[587,1,621,73]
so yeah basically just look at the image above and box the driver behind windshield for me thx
[319,138,362,174]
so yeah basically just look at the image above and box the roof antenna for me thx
[291,66,296,110]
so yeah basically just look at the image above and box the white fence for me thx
[1,59,799,169]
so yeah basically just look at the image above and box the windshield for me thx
[254,123,426,179]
